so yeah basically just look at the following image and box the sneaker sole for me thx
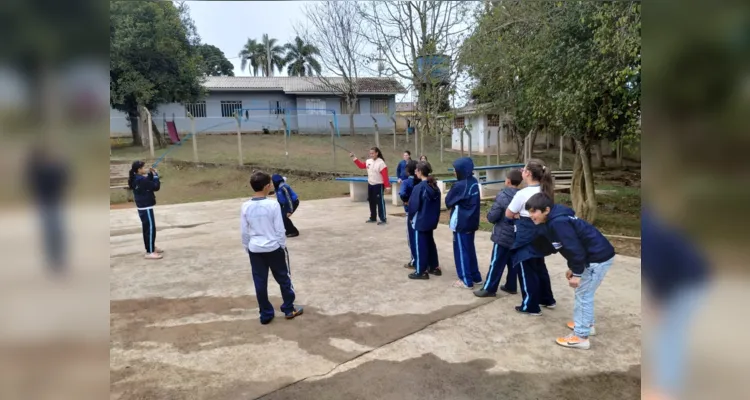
[555,339,591,350]
[542,304,557,309]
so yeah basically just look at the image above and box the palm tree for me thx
[283,36,322,77]
[257,33,286,77]
[238,38,262,76]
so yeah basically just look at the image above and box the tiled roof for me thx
[203,76,406,94]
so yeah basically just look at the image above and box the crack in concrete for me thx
[253,295,503,400]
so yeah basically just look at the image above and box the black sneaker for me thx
[500,285,518,295]
[365,219,377,223]
[541,302,557,309]
[473,289,496,298]
[377,220,387,225]
[285,307,304,319]
[428,268,442,276]
[286,232,299,238]
[260,316,275,325]
[408,272,429,280]
[403,262,415,269]
[514,306,542,316]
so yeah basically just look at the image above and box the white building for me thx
[450,103,517,155]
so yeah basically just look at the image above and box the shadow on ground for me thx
[260,354,641,400]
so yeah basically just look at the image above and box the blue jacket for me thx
[133,173,160,208]
[445,157,480,233]
[399,176,419,212]
[641,208,709,304]
[408,180,442,232]
[486,187,519,248]
[509,217,555,267]
[544,204,615,276]
[396,160,410,181]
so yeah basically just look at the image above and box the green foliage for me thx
[283,36,322,77]
[239,34,288,77]
[110,1,205,116]
[196,44,234,76]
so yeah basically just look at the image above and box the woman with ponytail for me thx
[504,158,557,315]
[350,146,391,225]
[129,160,163,260]
[406,161,443,279]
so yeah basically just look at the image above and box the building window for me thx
[370,98,389,114]
[340,98,360,115]
[268,100,288,115]
[305,98,326,115]
[184,102,206,118]
[487,114,500,127]
[220,101,242,118]
[454,116,465,129]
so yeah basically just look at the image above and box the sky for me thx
[187,1,467,104]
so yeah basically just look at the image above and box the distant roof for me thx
[454,102,499,116]
[203,76,407,95]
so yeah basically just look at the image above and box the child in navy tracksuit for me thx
[407,161,442,279]
[399,160,420,269]
[474,169,522,297]
[525,193,616,350]
[396,150,412,183]
[445,157,482,288]
[271,174,300,237]
[128,160,163,260]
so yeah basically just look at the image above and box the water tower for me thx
[415,54,451,86]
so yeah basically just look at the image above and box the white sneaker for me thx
[555,333,591,350]
[145,252,163,260]
[567,321,596,336]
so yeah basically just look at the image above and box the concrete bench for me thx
[334,176,403,206]
[110,164,133,201]
[447,163,524,183]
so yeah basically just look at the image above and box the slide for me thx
[166,121,181,144]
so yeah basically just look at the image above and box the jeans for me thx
[573,257,614,337]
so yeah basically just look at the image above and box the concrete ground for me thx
[110,197,642,400]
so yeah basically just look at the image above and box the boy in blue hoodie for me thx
[474,169,523,297]
[525,192,616,350]
[445,157,482,288]
[272,174,300,237]
[407,161,442,279]
[399,160,420,269]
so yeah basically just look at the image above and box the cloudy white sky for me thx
[187,1,471,104]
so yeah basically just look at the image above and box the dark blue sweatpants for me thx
[453,231,482,286]
[518,257,556,313]
[248,247,296,322]
[137,208,156,253]
[407,219,416,265]
[481,243,518,293]
[368,184,386,222]
[414,229,439,274]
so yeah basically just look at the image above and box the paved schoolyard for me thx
[110,197,642,400]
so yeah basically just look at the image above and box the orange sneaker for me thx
[566,321,596,336]
[555,334,590,350]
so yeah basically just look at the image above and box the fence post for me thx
[467,130,472,158]
[559,134,564,169]
[329,120,336,170]
[188,111,198,163]
[486,130,491,165]
[235,111,243,166]
[460,126,465,157]
[371,115,380,148]
[282,117,289,166]
[496,127,501,164]
[390,116,397,150]
[145,107,154,158]
[414,125,419,157]
[440,130,444,163]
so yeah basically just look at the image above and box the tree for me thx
[302,1,369,135]
[110,1,204,146]
[196,44,234,76]
[258,34,286,77]
[283,36,322,77]
[461,1,640,222]
[239,38,263,76]
[358,1,474,146]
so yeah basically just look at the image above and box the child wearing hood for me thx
[445,157,482,288]
[474,168,523,297]
[525,192,615,350]
[407,161,443,279]
[271,174,300,237]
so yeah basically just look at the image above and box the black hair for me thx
[416,161,438,190]
[250,171,271,192]
[419,155,428,162]
[525,192,554,212]
[128,160,145,190]
[405,160,418,177]
[525,158,555,201]
[403,150,411,157]
[507,169,523,186]
[371,146,384,161]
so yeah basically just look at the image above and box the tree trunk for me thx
[349,111,355,136]
[151,119,165,148]
[528,127,538,157]
[570,138,598,222]
[128,110,143,147]
[593,139,605,169]
[511,125,524,162]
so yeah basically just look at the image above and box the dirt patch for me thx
[260,353,641,400]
